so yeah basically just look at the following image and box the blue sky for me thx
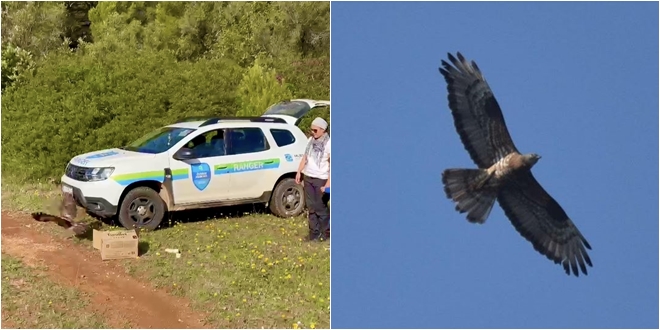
[330,2,658,329]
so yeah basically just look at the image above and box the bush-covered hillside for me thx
[1,1,330,181]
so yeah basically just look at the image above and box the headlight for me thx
[83,167,114,182]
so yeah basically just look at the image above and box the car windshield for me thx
[263,100,311,118]
[122,127,196,154]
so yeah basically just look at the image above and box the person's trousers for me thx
[303,175,330,240]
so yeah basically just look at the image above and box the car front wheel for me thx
[269,178,305,217]
[118,186,166,230]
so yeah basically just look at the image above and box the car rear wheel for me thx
[270,178,305,217]
[118,186,165,230]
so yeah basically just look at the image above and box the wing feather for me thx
[439,52,519,168]
[497,171,593,277]
[31,212,73,229]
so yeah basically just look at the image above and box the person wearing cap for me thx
[295,117,331,241]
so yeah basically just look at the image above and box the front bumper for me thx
[60,175,120,217]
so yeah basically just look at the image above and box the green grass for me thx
[125,216,330,328]
[1,180,64,213]
[1,180,330,329]
[1,254,110,328]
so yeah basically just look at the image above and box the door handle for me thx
[264,160,275,164]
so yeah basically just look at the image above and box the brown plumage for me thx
[439,52,592,277]
[31,192,89,236]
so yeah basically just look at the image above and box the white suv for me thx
[60,99,330,230]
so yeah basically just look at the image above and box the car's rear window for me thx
[263,100,311,118]
[270,129,296,147]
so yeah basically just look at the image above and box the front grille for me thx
[65,163,89,181]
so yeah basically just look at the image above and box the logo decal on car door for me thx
[191,163,212,191]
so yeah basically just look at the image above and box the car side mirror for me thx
[173,148,196,161]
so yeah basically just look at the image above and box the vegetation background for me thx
[1,2,330,329]
[1,1,330,181]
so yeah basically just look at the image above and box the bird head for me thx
[524,153,541,166]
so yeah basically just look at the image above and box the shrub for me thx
[1,48,243,181]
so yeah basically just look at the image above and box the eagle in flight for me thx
[438,52,592,277]
[32,192,90,237]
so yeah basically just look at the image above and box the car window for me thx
[263,100,311,118]
[270,129,296,147]
[228,128,270,155]
[184,129,227,158]
[123,127,196,154]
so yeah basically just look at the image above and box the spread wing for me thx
[31,211,89,236]
[59,192,77,221]
[439,52,519,168]
[497,171,593,277]
[31,212,74,229]
[31,192,88,235]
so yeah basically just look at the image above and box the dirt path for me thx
[1,211,210,329]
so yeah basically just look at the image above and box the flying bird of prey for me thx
[438,52,592,277]
[31,192,90,237]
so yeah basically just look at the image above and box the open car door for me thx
[262,99,330,126]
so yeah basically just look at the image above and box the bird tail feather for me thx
[441,168,497,223]
[70,223,90,236]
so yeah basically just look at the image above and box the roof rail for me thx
[176,116,214,123]
[174,116,287,126]
[199,116,287,127]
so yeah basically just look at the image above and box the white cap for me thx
[311,117,328,130]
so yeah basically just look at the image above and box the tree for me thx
[1,43,34,91]
[236,58,292,117]
[62,1,97,48]
[1,1,68,56]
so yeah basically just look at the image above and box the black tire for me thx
[118,186,166,230]
[269,178,305,217]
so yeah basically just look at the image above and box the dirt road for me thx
[1,211,210,329]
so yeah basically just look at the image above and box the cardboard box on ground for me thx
[93,229,139,260]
